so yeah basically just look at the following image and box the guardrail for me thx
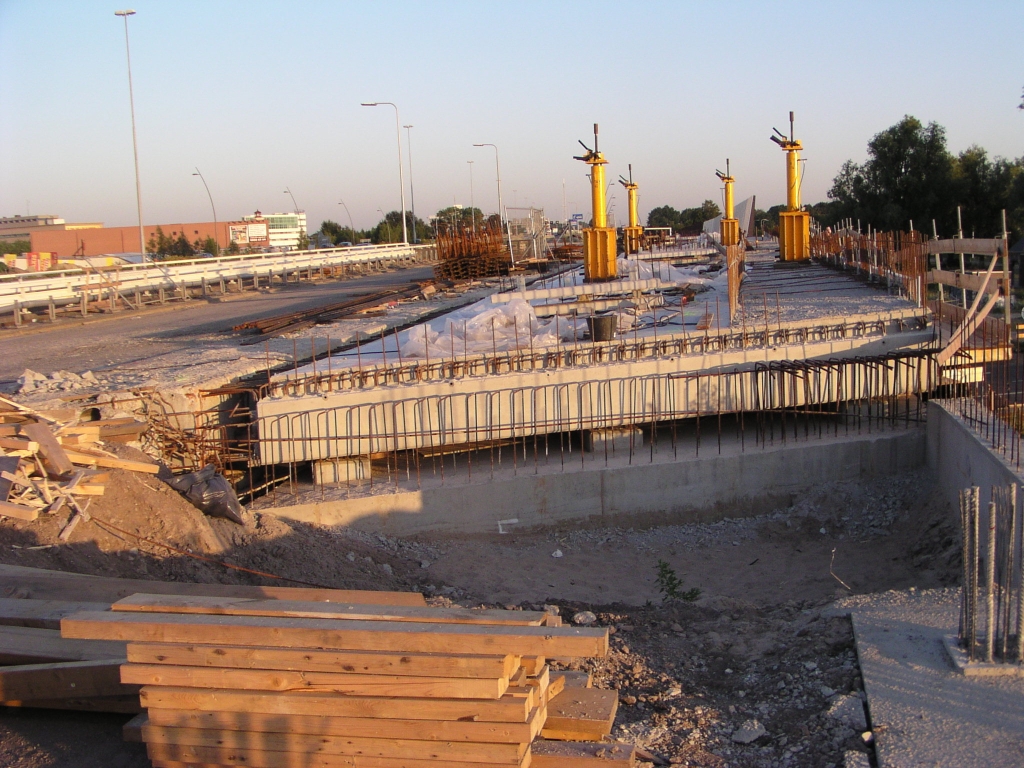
[0,243,434,316]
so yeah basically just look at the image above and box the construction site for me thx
[1,115,1023,768]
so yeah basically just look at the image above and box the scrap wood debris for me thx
[0,394,156,525]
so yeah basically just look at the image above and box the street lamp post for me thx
[283,187,298,213]
[114,9,146,261]
[467,160,476,234]
[377,208,393,243]
[192,168,218,252]
[473,142,513,260]
[361,102,408,244]
[338,200,354,231]
[403,124,417,244]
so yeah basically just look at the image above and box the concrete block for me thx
[583,427,643,454]
[314,457,371,486]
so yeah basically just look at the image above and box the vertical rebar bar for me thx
[986,497,998,662]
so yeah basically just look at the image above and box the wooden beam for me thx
[532,739,636,767]
[146,743,528,768]
[62,449,159,473]
[126,642,518,679]
[0,500,38,522]
[0,625,126,664]
[0,659,134,701]
[541,687,619,741]
[0,598,109,630]
[928,238,1004,256]
[0,563,425,605]
[145,705,543,744]
[62,611,609,658]
[927,269,997,294]
[120,663,507,699]
[21,423,74,476]
[112,593,546,626]
[139,685,532,723]
[140,723,527,764]
[1,694,141,714]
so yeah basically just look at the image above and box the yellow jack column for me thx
[770,111,810,261]
[619,164,643,255]
[574,123,617,282]
[716,159,739,247]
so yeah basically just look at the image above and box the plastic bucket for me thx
[587,314,616,342]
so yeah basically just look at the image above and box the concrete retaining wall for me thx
[926,400,1024,514]
[267,426,926,535]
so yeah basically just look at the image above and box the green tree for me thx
[0,239,31,255]
[434,206,485,233]
[202,236,220,256]
[828,115,956,232]
[372,210,428,243]
[319,220,362,245]
[647,205,681,231]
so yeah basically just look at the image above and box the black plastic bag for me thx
[167,465,245,524]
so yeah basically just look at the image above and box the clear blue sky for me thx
[1,1,1021,232]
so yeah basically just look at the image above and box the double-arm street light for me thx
[192,168,217,251]
[361,102,408,244]
[114,9,146,261]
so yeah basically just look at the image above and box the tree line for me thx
[318,206,490,246]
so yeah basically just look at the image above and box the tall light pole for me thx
[337,200,354,231]
[473,143,513,262]
[467,160,476,234]
[114,9,146,261]
[403,124,417,243]
[473,143,504,223]
[283,187,298,213]
[361,102,408,244]
[192,168,218,252]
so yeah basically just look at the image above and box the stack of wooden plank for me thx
[0,565,427,717]
[61,588,631,767]
[0,396,155,525]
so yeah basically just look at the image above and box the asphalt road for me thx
[0,265,436,386]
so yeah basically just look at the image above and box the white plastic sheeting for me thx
[297,259,731,375]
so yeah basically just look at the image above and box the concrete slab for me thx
[834,588,1024,768]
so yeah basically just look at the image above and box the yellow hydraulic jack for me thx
[618,164,642,255]
[770,112,810,261]
[715,159,739,247]
[574,124,617,282]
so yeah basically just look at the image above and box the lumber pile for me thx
[0,565,429,716]
[61,588,632,767]
[0,395,155,526]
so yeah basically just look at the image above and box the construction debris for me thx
[0,395,155,524]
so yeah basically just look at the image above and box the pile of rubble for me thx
[0,395,154,531]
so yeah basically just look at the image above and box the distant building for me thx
[23,208,307,257]
[0,214,102,244]
[241,211,307,251]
